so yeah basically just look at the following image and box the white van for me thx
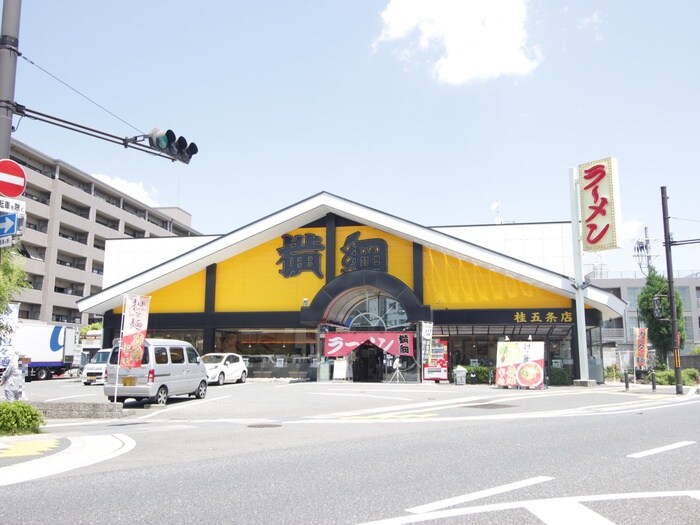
[81,349,111,385]
[103,339,208,405]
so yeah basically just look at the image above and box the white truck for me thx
[0,323,77,380]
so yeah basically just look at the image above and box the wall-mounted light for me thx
[302,298,309,307]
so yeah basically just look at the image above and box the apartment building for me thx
[8,138,199,326]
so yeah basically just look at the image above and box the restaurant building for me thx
[77,192,625,383]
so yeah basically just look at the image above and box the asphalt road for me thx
[2,379,699,524]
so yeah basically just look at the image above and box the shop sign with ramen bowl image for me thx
[496,341,545,389]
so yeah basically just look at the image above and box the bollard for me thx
[651,370,656,391]
[624,370,630,391]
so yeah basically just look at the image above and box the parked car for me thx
[202,352,248,385]
[103,339,207,405]
[81,349,111,385]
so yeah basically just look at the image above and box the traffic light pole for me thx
[661,186,683,395]
[0,0,21,159]
[0,0,196,165]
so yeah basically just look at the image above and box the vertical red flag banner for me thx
[634,327,648,369]
[119,294,151,368]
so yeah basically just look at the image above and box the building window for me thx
[626,287,643,310]
[676,287,691,311]
[95,212,119,231]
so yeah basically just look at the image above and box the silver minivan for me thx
[103,338,208,405]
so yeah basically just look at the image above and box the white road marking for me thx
[308,396,485,419]
[326,388,458,394]
[358,491,700,524]
[0,433,135,486]
[44,394,95,402]
[137,395,231,420]
[315,392,414,401]
[407,476,554,514]
[627,440,695,458]
[525,499,615,524]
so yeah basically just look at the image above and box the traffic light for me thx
[148,128,198,164]
[652,295,662,319]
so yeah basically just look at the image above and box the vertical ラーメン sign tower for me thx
[570,157,621,381]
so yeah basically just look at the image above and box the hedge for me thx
[0,401,44,435]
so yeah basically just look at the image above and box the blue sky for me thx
[11,1,700,276]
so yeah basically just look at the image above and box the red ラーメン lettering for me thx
[582,164,610,245]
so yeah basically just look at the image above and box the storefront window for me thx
[148,329,204,354]
[346,296,408,330]
[214,329,317,380]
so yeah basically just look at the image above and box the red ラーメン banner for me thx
[119,294,151,368]
[324,331,414,357]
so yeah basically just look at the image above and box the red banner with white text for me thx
[324,331,414,357]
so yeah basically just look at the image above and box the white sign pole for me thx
[113,295,127,416]
[569,167,590,381]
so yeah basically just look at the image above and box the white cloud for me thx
[94,174,161,208]
[578,12,602,30]
[621,219,644,242]
[374,0,542,85]
[577,12,604,42]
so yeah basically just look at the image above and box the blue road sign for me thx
[0,212,17,236]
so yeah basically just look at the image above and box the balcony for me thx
[601,328,625,343]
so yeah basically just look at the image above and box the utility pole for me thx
[633,226,654,275]
[0,0,21,159]
[660,186,683,395]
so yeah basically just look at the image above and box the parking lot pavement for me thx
[15,377,699,426]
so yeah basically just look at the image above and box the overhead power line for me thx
[20,54,144,135]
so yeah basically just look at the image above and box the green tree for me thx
[79,322,103,338]
[0,248,29,336]
[637,266,685,365]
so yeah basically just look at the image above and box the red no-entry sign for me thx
[0,159,26,198]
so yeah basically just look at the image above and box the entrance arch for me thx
[301,271,429,383]
[300,270,431,327]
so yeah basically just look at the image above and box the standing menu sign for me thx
[496,340,545,389]
[423,339,448,382]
